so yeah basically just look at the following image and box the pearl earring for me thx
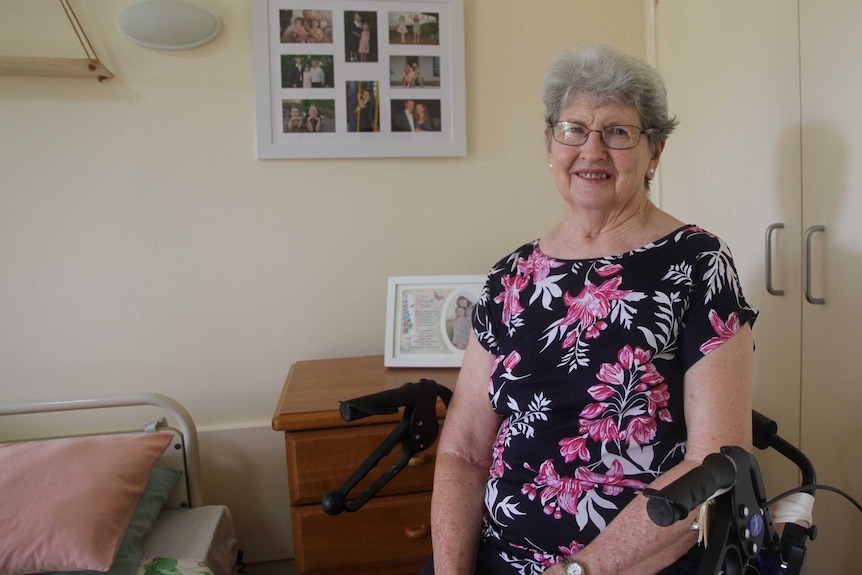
[549,164,553,169]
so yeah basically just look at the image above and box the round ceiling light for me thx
[118,0,221,51]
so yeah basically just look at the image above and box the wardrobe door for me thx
[653,0,803,496]
[799,0,862,570]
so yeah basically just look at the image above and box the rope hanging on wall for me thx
[59,0,113,81]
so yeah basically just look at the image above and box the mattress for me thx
[141,505,239,575]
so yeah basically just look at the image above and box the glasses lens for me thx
[554,122,588,145]
[603,126,641,149]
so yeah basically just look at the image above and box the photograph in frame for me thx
[282,99,335,132]
[279,8,335,43]
[346,80,380,132]
[253,0,466,159]
[387,10,439,46]
[384,275,485,368]
[344,10,379,62]
[390,98,440,132]
[389,55,439,88]
[280,54,334,88]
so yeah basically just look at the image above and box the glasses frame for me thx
[547,121,662,150]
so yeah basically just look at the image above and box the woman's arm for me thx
[431,334,502,574]
[544,324,755,575]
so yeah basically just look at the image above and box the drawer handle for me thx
[408,453,434,467]
[405,524,431,539]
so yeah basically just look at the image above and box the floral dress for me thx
[471,226,758,574]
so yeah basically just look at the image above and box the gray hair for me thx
[542,45,678,152]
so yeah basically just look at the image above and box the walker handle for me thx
[644,452,737,526]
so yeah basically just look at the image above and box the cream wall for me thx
[0,0,645,562]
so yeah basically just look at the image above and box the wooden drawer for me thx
[286,423,437,505]
[292,491,432,574]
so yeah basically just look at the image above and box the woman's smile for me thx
[574,170,612,181]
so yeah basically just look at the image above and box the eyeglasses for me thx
[548,121,661,149]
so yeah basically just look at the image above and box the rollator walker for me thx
[322,379,860,575]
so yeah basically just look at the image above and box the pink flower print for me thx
[488,354,505,394]
[581,345,670,444]
[530,460,585,518]
[616,345,665,385]
[676,225,715,239]
[508,540,583,569]
[638,361,665,386]
[557,541,586,558]
[637,382,670,417]
[587,382,616,402]
[529,550,558,569]
[583,320,608,340]
[563,319,609,347]
[517,249,565,283]
[523,460,639,520]
[595,263,624,277]
[622,414,658,444]
[580,401,607,419]
[494,273,529,327]
[559,276,631,329]
[579,412,621,441]
[503,350,521,372]
[522,460,646,521]
[558,435,590,463]
[560,281,606,328]
[617,344,652,371]
[490,418,511,478]
[596,360,625,387]
[577,460,646,497]
[700,310,742,354]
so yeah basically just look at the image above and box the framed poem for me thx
[252,0,466,159]
[384,275,484,368]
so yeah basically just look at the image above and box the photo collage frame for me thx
[253,0,466,158]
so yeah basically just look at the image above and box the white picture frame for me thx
[384,275,484,368]
[252,0,466,159]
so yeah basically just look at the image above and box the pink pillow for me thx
[0,432,173,575]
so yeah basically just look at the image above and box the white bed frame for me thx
[0,392,203,508]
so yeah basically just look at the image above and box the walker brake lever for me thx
[697,446,774,575]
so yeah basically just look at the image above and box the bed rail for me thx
[0,392,203,507]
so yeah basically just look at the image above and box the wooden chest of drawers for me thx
[272,355,458,575]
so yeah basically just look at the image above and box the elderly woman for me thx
[425,45,757,575]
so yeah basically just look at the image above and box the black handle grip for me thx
[645,452,737,526]
[752,410,778,450]
[337,380,451,422]
[339,385,409,422]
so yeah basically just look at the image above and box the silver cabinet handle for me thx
[803,224,825,305]
[765,223,785,296]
